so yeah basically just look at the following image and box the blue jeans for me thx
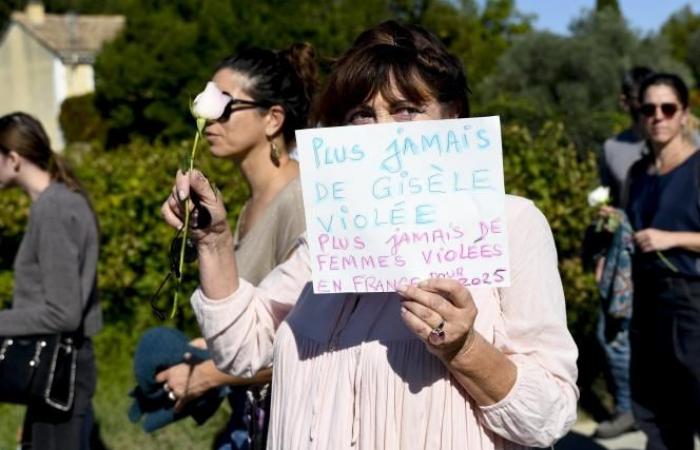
[596,309,632,414]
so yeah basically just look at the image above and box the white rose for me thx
[587,186,610,207]
[192,82,230,120]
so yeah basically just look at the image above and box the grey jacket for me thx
[0,182,102,336]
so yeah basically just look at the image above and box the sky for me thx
[511,0,698,35]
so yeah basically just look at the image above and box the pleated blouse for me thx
[192,195,579,449]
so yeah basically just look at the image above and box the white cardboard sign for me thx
[296,116,510,293]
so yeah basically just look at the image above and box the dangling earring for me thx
[270,140,281,167]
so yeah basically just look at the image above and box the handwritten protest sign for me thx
[296,116,510,293]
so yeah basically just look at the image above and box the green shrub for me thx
[68,136,248,337]
[502,121,600,335]
[67,140,249,333]
[59,93,109,145]
[0,190,28,309]
[0,122,602,344]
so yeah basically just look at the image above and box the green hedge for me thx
[78,140,250,332]
[1,141,246,331]
[0,124,600,335]
[0,122,600,331]
[59,93,109,145]
[501,121,599,337]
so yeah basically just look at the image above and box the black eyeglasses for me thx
[638,102,680,119]
[218,97,271,122]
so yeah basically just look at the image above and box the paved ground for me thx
[556,419,700,450]
[556,420,645,450]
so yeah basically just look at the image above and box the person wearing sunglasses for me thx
[163,21,578,449]
[0,112,101,449]
[153,44,316,450]
[624,73,700,449]
[586,66,653,439]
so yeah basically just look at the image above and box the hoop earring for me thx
[270,140,281,167]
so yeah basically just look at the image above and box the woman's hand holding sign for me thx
[397,278,517,407]
[397,278,477,362]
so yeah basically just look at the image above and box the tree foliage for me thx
[59,93,107,144]
[476,7,693,155]
[0,0,24,32]
[0,140,249,335]
[595,0,620,16]
[44,0,530,147]
[660,6,700,85]
[502,121,599,335]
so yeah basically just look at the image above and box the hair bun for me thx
[282,42,318,101]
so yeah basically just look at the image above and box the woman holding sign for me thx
[163,21,578,449]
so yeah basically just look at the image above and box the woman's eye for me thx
[392,107,422,121]
[348,111,375,125]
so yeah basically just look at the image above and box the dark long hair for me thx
[215,42,318,145]
[0,112,89,198]
[311,20,470,126]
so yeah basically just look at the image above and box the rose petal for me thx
[193,82,231,120]
[587,186,610,207]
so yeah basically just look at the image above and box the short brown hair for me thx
[312,21,470,126]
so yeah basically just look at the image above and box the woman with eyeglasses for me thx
[624,73,700,449]
[0,112,101,449]
[154,44,316,449]
[162,21,578,449]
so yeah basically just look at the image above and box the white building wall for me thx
[0,23,65,150]
[52,58,67,148]
[66,64,95,97]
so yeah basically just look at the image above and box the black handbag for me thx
[0,334,78,412]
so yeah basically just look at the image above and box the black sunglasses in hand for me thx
[150,196,212,320]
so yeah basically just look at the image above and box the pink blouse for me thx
[192,195,579,449]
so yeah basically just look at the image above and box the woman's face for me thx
[204,69,269,160]
[343,83,451,126]
[0,152,18,189]
[640,84,687,147]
